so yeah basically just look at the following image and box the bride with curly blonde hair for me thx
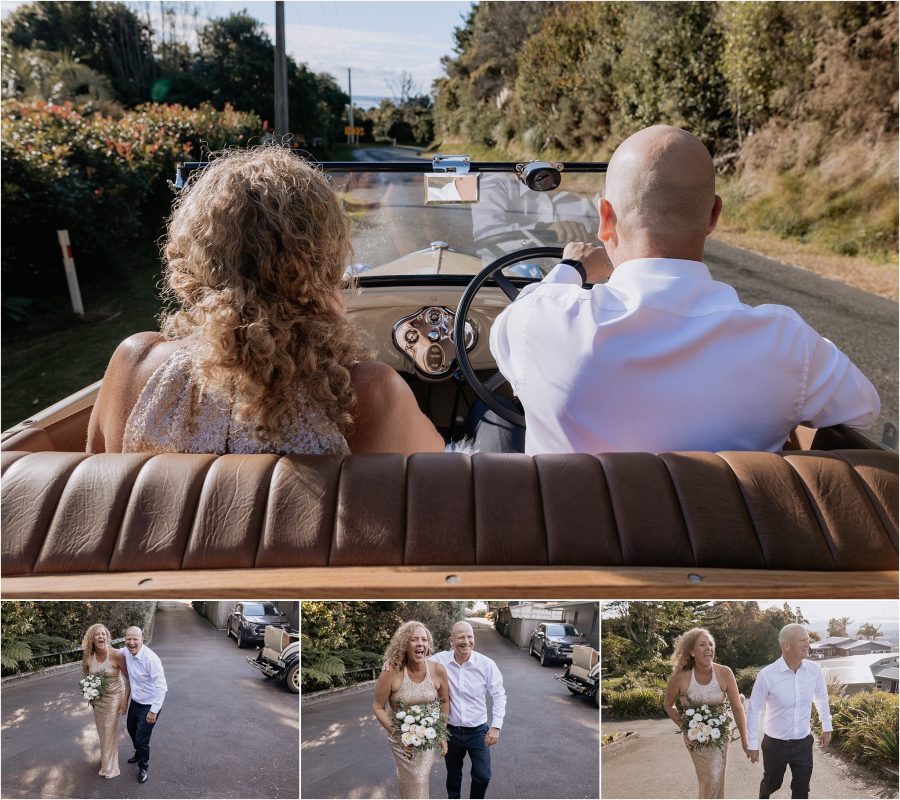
[373,621,450,799]
[87,146,444,455]
[663,627,748,799]
[81,623,129,779]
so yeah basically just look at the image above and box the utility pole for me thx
[346,67,356,145]
[274,1,289,140]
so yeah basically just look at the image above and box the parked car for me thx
[555,644,600,706]
[247,624,300,693]
[529,623,589,666]
[1,157,896,601]
[227,602,291,648]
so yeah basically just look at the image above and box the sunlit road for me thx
[301,619,600,799]
[346,145,897,437]
[1,602,299,799]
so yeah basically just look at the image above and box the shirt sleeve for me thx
[148,654,168,714]
[486,660,506,730]
[489,263,583,395]
[799,325,880,430]
[745,668,768,750]
[812,666,832,734]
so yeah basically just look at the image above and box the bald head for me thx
[778,623,811,664]
[449,621,475,663]
[601,125,721,262]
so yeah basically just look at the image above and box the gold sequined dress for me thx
[388,663,438,799]
[88,653,126,779]
[681,668,731,799]
[122,347,350,455]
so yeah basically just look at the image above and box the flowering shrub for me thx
[1,100,260,297]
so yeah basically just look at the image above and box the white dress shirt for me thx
[489,259,880,455]
[121,645,167,713]
[432,650,506,729]
[746,657,832,749]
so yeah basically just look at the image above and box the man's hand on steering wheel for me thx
[562,242,613,284]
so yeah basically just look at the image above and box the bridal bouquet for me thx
[79,673,109,708]
[393,700,448,753]
[681,700,732,752]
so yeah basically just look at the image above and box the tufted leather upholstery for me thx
[2,449,896,578]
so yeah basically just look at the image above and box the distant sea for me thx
[352,94,390,109]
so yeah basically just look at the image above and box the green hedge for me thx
[828,690,899,772]
[604,686,667,719]
[1,100,260,300]
[735,666,760,696]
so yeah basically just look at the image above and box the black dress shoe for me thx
[128,753,139,763]
[138,769,149,783]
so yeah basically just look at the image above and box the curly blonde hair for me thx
[670,627,714,673]
[382,621,434,672]
[81,624,112,656]
[160,146,370,442]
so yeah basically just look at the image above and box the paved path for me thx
[1,601,299,799]
[601,716,897,799]
[301,620,600,799]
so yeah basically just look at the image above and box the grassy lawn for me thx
[1,249,165,429]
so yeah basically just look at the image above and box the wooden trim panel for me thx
[2,567,896,599]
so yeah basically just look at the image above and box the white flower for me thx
[410,735,421,747]
[396,711,406,719]
[415,725,427,738]
[711,728,721,740]
[684,708,695,716]
[411,705,422,714]
[401,723,410,732]
[687,727,699,740]
[700,724,712,737]
[422,717,433,726]
[425,728,437,740]
[697,733,708,743]
[701,705,709,712]
[689,718,699,728]
[401,731,415,746]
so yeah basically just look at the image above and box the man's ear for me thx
[599,198,616,243]
[707,194,723,235]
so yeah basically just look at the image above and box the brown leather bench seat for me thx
[1,449,897,598]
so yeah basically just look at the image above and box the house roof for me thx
[842,640,893,651]
[819,652,900,686]
[873,667,899,681]
[812,637,857,647]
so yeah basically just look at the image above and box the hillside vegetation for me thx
[434,2,898,265]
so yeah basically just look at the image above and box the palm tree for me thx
[2,47,113,104]
[856,623,884,641]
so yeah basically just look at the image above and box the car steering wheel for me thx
[453,246,564,427]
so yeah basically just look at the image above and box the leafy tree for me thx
[828,617,853,638]
[700,601,807,670]
[2,2,158,105]
[856,623,884,641]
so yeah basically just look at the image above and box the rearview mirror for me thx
[424,173,481,205]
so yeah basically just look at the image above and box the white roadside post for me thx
[56,229,84,318]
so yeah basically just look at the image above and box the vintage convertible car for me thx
[1,157,897,598]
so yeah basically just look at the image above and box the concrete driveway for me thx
[601,716,897,799]
[1,601,299,799]
[301,619,600,799]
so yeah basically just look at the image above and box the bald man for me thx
[432,622,506,799]
[120,627,167,784]
[489,124,879,454]
[745,624,832,799]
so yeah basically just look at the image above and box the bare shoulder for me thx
[430,660,448,679]
[715,663,735,679]
[351,360,407,400]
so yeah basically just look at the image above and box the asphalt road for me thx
[348,145,897,438]
[300,620,600,799]
[0,601,299,799]
[601,716,898,799]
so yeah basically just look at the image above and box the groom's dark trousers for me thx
[445,723,491,799]
[759,734,813,799]
[127,700,159,771]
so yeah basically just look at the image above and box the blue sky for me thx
[1,1,475,99]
